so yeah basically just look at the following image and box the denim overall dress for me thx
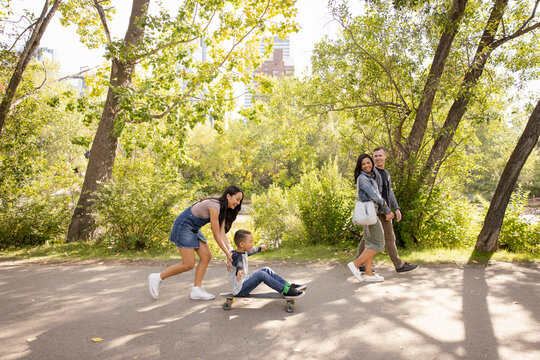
[169,206,210,248]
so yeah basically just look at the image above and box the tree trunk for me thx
[422,0,508,185]
[405,0,468,157]
[475,98,540,252]
[67,0,150,241]
[0,0,61,135]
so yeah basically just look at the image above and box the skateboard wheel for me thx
[223,298,233,310]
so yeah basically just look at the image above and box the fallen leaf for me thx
[399,283,409,287]
[513,301,519,304]
[472,260,479,264]
[92,337,104,342]
[43,262,47,264]
[26,337,37,342]
[474,277,479,279]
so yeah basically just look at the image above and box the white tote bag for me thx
[352,176,377,226]
[352,200,377,225]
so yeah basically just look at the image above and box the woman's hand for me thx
[385,212,394,221]
[226,251,232,272]
[261,244,267,251]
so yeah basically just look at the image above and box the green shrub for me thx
[250,184,303,248]
[397,187,481,249]
[0,170,78,248]
[92,157,195,250]
[499,188,540,254]
[292,159,355,246]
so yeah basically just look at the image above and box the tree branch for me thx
[138,9,217,61]
[150,0,272,119]
[93,0,112,44]
[11,66,100,108]
[492,23,540,49]
[7,18,38,52]
[332,11,409,111]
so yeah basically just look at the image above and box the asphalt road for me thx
[1,259,538,360]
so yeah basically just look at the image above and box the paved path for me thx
[1,260,538,360]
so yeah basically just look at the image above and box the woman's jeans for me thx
[236,267,287,296]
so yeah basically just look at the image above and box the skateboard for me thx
[220,291,305,313]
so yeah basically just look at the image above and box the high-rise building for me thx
[244,36,294,108]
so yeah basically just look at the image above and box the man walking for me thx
[356,146,419,273]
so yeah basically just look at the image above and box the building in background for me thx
[34,47,56,62]
[244,36,294,108]
[64,74,87,94]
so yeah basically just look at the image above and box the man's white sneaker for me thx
[190,286,215,300]
[364,273,384,282]
[148,273,163,299]
[347,262,363,281]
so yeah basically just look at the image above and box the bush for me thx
[92,157,195,250]
[0,170,78,248]
[397,187,481,249]
[250,184,303,248]
[292,160,355,246]
[499,188,540,254]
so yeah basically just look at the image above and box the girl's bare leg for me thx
[160,247,196,280]
[193,240,212,287]
[353,248,377,270]
[364,257,374,276]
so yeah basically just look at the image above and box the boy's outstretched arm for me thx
[247,246,264,256]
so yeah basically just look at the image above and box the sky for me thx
[22,0,363,76]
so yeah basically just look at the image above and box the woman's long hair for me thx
[354,154,375,184]
[218,185,243,233]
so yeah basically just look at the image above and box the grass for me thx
[1,241,538,265]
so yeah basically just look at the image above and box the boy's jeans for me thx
[236,267,287,296]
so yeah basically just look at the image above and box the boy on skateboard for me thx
[228,230,306,298]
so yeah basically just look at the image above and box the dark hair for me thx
[373,146,386,153]
[234,229,252,246]
[354,154,375,184]
[218,185,243,233]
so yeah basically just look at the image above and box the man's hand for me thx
[261,244,267,251]
[236,270,245,281]
[395,209,402,222]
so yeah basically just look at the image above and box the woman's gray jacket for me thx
[356,171,391,215]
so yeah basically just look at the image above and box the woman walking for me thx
[348,154,393,282]
[148,185,243,300]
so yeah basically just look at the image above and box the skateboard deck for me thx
[220,291,304,313]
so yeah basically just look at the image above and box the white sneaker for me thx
[364,273,384,282]
[347,262,363,281]
[190,286,215,300]
[148,273,163,299]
